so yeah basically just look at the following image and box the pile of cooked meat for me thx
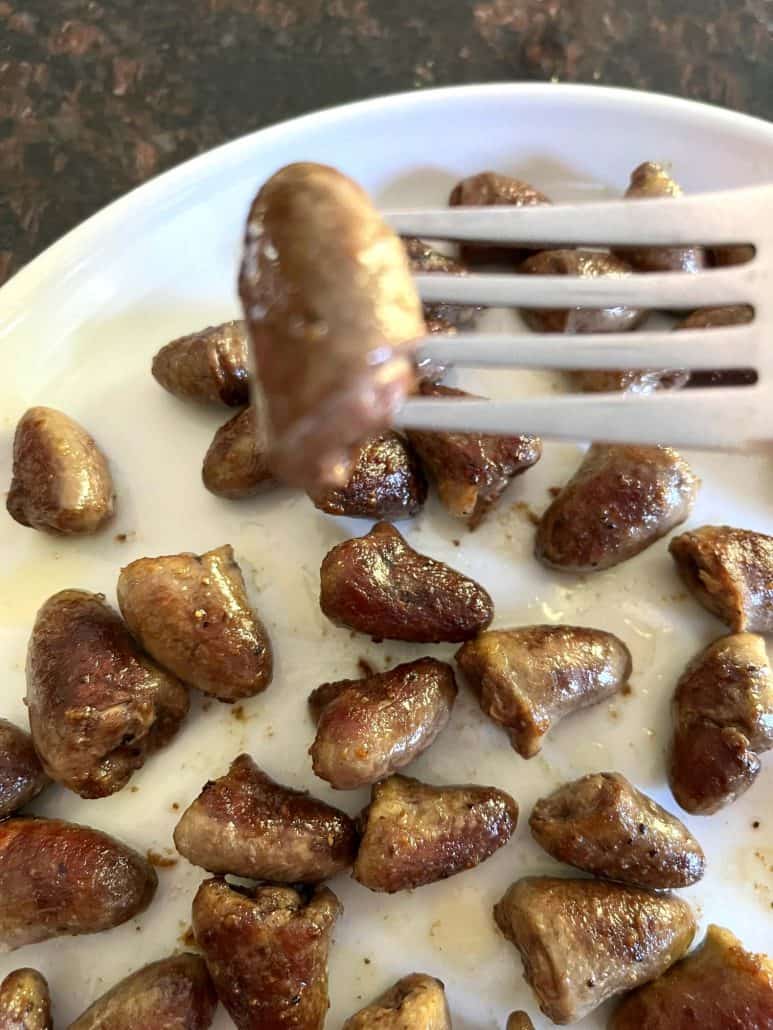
[1,159,771,1029]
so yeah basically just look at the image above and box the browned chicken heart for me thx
[0,720,49,818]
[403,236,480,329]
[342,973,451,1030]
[152,320,250,406]
[449,171,550,266]
[0,968,52,1030]
[202,406,274,499]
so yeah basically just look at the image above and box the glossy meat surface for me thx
[449,172,550,265]
[536,444,698,572]
[202,406,274,499]
[529,771,705,888]
[309,658,457,789]
[26,590,189,798]
[404,237,479,328]
[174,754,358,881]
[320,521,493,642]
[353,773,517,892]
[669,525,773,633]
[192,879,341,1030]
[342,973,451,1030]
[670,633,773,814]
[7,407,114,535]
[611,924,773,1029]
[494,876,695,1024]
[239,162,421,491]
[506,1013,534,1030]
[310,432,427,520]
[675,305,757,388]
[0,969,52,1030]
[152,320,250,406]
[456,625,631,757]
[0,817,156,951]
[0,720,48,817]
[69,953,217,1030]
[118,544,273,702]
[407,384,541,528]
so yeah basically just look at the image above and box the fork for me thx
[384,185,771,450]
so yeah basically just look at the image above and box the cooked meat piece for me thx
[174,754,358,881]
[404,236,480,328]
[406,383,542,529]
[710,244,756,267]
[494,876,695,1025]
[7,407,114,535]
[0,817,156,950]
[353,773,517,892]
[320,521,493,642]
[520,249,646,335]
[610,924,773,1029]
[0,720,48,817]
[310,432,427,520]
[669,525,773,633]
[343,973,451,1029]
[506,1013,535,1030]
[69,954,217,1030]
[239,162,421,492]
[529,771,705,888]
[26,590,189,799]
[0,969,52,1029]
[202,406,274,499]
[456,626,631,758]
[536,444,699,572]
[152,320,250,406]
[675,305,757,388]
[449,172,550,266]
[669,633,773,815]
[615,162,706,273]
[309,658,457,789]
[117,545,272,702]
[572,368,690,394]
[192,878,341,1030]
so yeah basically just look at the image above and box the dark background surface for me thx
[1,0,771,286]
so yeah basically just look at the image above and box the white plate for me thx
[1,84,772,1029]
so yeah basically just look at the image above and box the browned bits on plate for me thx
[117,544,273,702]
[309,431,427,520]
[0,968,52,1029]
[669,525,773,634]
[173,753,358,882]
[0,720,48,818]
[610,924,773,1029]
[343,973,451,1030]
[69,953,217,1030]
[456,625,632,758]
[353,773,517,893]
[152,320,250,406]
[192,878,341,1030]
[529,771,705,888]
[494,876,696,1024]
[406,383,541,529]
[0,817,157,951]
[320,521,493,643]
[449,172,550,266]
[536,444,699,572]
[7,406,114,535]
[669,633,773,815]
[202,406,274,499]
[309,657,457,789]
[26,589,189,799]
[238,161,422,492]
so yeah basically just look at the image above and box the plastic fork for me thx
[384,185,771,450]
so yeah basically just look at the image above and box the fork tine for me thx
[395,389,763,450]
[384,185,767,246]
[418,325,759,370]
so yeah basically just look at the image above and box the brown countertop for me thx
[1,0,771,285]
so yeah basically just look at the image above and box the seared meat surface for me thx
[26,589,189,798]
[676,305,757,388]
[506,1013,535,1030]
[449,172,550,265]
[536,444,699,572]
[202,406,274,499]
[174,754,358,881]
[320,521,493,642]
[152,320,250,406]
[342,973,451,1030]
[353,773,517,892]
[0,720,48,817]
[529,771,705,888]
[0,969,52,1030]
[456,626,631,758]
[193,879,341,1030]
[494,876,695,1024]
[670,632,773,814]
[403,236,480,328]
[309,658,457,789]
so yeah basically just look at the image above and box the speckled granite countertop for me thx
[1,0,771,285]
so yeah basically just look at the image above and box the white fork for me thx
[384,185,772,450]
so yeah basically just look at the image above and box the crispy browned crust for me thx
[152,320,250,406]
